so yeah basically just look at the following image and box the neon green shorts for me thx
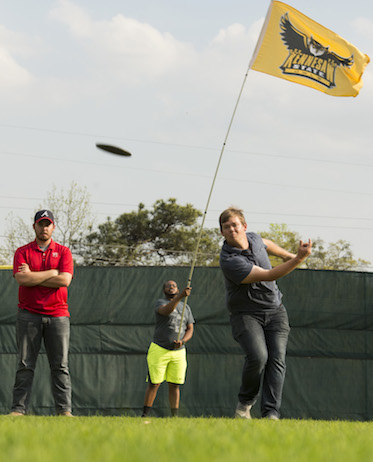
[146,342,187,385]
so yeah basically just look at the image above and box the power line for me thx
[1,195,373,230]
[1,149,373,200]
[1,123,373,168]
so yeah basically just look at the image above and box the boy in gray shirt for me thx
[142,280,194,417]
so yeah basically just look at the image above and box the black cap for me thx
[34,210,55,224]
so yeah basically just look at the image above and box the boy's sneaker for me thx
[234,402,252,419]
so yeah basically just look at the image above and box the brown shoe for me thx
[58,411,74,417]
[8,411,24,416]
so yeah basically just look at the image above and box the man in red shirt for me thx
[9,210,74,416]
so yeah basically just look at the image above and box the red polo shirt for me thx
[13,239,74,317]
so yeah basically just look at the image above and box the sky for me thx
[1,0,373,268]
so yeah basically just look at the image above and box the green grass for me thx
[1,416,372,462]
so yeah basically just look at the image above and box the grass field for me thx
[1,416,372,462]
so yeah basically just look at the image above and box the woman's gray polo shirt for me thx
[219,232,283,314]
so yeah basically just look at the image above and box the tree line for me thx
[0,182,369,271]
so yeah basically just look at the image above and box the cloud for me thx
[0,25,39,90]
[0,25,45,58]
[47,0,264,92]
[42,0,271,132]
[48,0,93,38]
[352,17,373,40]
[209,19,262,48]
[49,0,197,84]
[0,48,31,88]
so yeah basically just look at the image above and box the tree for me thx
[43,182,94,249]
[0,213,34,265]
[0,182,94,265]
[259,223,370,271]
[303,239,370,271]
[81,198,222,266]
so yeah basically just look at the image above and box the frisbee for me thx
[96,143,132,157]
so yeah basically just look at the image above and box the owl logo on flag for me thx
[279,13,353,88]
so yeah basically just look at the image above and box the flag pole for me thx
[177,1,277,340]
[177,0,371,337]
[177,59,254,340]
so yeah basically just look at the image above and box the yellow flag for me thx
[250,1,370,97]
